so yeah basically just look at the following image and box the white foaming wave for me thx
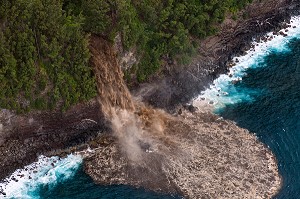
[0,154,82,199]
[196,16,300,109]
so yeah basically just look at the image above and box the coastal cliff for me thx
[0,0,299,198]
[0,100,106,180]
[135,0,300,110]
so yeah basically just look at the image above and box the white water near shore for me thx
[0,154,82,199]
[196,16,300,109]
[3,16,300,199]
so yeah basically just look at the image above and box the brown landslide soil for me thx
[0,0,298,185]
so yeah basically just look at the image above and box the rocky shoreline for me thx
[0,0,299,197]
[0,100,109,180]
[84,107,281,198]
[135,0,300,111]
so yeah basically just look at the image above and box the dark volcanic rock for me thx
[1,0,299,189]
[134,0,300,111]
[0,100,110,180]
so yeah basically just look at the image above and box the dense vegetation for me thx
[0,0,96,112]
[63,0,253,82]
[0,0,252,112]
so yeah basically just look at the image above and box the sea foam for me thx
[196,16,300,109]
[0,154,82,199]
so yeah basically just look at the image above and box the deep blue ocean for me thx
[0,154,182,198]
[219,37,300,198]
[199,16,300,198]
[2,17,300,199]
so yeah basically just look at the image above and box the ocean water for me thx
[199,16,300,109]
[199,16,300,198]
[2,16,300,199]
[0,155,181,199]
[218,37,300,198]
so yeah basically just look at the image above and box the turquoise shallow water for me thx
[38,166,181,199]
[198,16,300,198]
[3,16,300,199]
[0,155,181,198]
[219,38,300,198]
[27,39,300,198]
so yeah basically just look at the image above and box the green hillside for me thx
[0,0,252,112]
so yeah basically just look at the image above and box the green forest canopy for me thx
[0,0,252,112]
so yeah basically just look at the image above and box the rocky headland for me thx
[0,0,300,198]
[84,106,281,198]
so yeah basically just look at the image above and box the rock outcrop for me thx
[84,108,281,198]
[0,100,107,180]
[0,1,297,198]
[135,0,300,111]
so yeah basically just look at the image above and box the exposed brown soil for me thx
[0,1,298,198]
[89,35,135,117]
